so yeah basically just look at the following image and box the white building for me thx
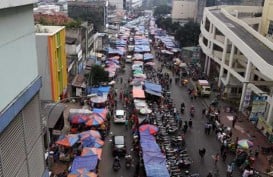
[171,0,207,23]
[0,0,47,177]
[199,4,273,134]
[108,0,125,9]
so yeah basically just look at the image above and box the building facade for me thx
[0,1,47,177]
[68,0,108,32]
[171,0,197,23]
[36,25,68,102]
[261,0,273,41]
[199,5,273,136]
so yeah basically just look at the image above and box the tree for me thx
[87,65,109,86]
[153,5,171,18]
[175,21,200,47]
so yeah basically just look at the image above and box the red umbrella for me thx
[56,134,79,147]
[139,124,158,135]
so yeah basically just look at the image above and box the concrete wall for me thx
[0,5,39,111]
[0,0,37,9]
[109,0,124,9]
[171,0,196,21]
[261,0,273,36]
[36,35,52,101]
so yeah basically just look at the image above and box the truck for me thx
[196,80,211,96]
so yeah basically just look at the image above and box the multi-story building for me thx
[36,25,68,102]
[0,1,47,177]
[109,0,125,9]
[67,0,108,32]
[199,1,273,135]
[171,0,206,23]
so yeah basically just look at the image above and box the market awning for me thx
[144,81,162,93]
[133,89,145,99]
[41,102,65,129]
[71,155,98,172]
[71,75,86,88]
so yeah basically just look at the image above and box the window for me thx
[268,20,273,35]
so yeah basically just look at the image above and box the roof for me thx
[211,9,273,66]
[41,102,65,128]
[116,110,125,116]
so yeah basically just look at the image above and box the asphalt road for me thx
[98,57,242,177]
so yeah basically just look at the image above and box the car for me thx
[112,135,126,157]
[114,110,126,123]
[125,55,132,63]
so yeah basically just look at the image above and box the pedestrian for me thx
[202,108,206,117]
[199,148,206,159]
[189,119,192,128]
[120,77,123,84]
[178,119,183,130]
[226,163,233,177]
[207,172,213,177]
[212,153,220,165]
[125,119,128,130]
[222,151,227,162]
[220,144,225,156]
[232,115,237,128]
[169,78,172,84]
[208,123,212,135]
[183,122,188,133]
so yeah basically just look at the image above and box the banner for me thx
[249,96,267,121]
[243,87,252,108]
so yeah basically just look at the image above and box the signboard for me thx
[76,88,82,97]
[243,87,252,108]
[52,130,62,135]
[249,96,267,121]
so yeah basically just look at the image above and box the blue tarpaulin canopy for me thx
[143,53,154,61]
[144,81,162,93]
[134,45,150,53]
[71,155,98,172]
[139,125,170,177]
[86,86,110,95]
[145,164,170,177]
[108,47,124,55]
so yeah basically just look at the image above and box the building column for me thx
[206,57,211,76]
[226,44,235,83]
[267,99,273,123]
[218,38,228,87]
[204,55,209,73]
[239,60,252,111]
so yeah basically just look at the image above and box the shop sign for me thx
[249,96,267,121]
[52,130,62,135]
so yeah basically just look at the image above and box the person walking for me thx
[199,148,206,159]
[189,118,192,128]
[226,163,233,177]
[125,119,128,130]
[232,115,238,128]
[212,153,220,166]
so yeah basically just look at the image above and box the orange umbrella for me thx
[132,88,145,99]
[81,147,102,160]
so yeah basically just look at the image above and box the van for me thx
[114,110,126,123]
[197,80,211,96]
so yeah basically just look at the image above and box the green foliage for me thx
[65,20,81,29]
[175,21,200,47]
[87,65,109,86]
[153,5,171,18]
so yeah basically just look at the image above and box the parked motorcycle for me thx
[125,154,132,169]
[113,156,121,171]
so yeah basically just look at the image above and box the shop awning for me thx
[42,102,65,129]
[133,89,145,99]
[71,74,86,88]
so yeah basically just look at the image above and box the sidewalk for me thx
[217,101,272,175]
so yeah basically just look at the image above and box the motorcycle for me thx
[113,157,121,171]
[125,154,132,169]
[181,107,185,114]
[190,110,194,117]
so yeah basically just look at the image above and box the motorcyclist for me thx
[125,154,132,168]
[113,156,121,170]
[180,102,185,113]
